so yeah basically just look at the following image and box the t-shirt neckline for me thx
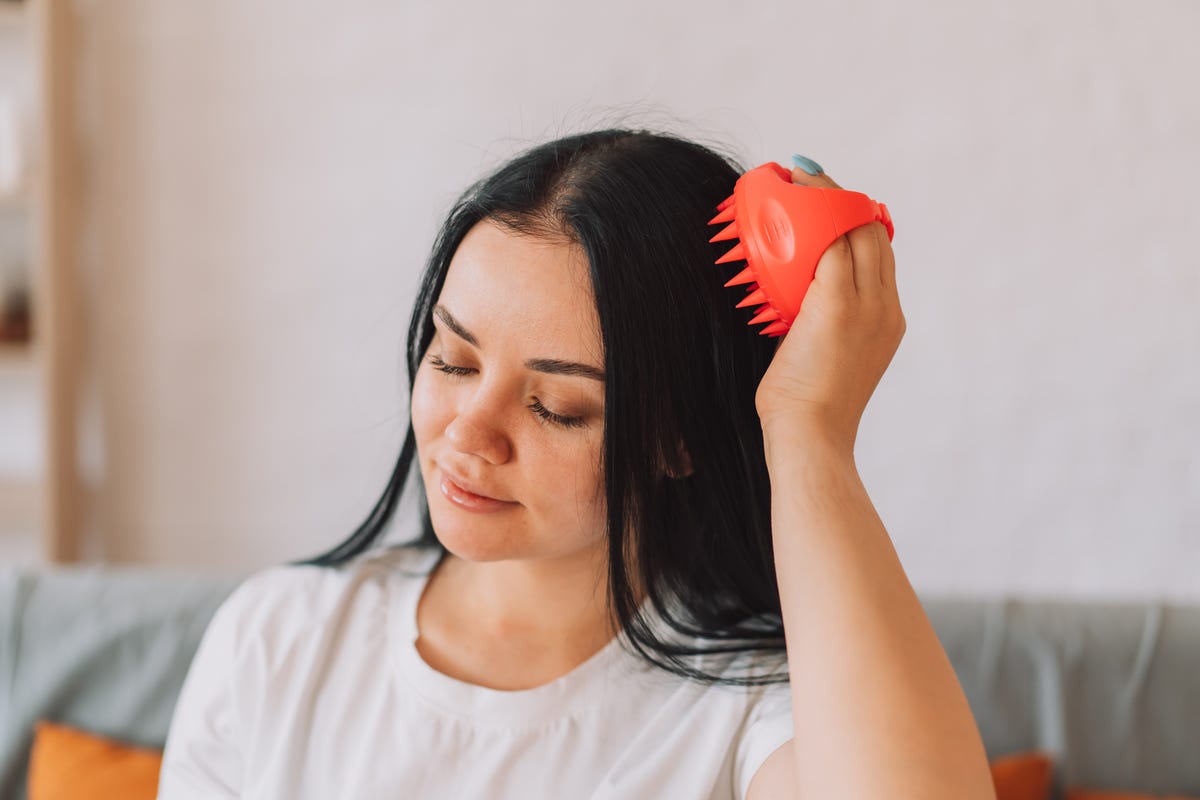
[388,547,638,730]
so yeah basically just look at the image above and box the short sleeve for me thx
[733,682,795,800]
[156,577,259,799]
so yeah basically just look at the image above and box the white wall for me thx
[68,0,1199,599]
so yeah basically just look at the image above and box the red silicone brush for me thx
[708,162,895,337]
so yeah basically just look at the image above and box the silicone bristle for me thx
[760,321,790,336]
[748,307,780,326]
[707,205,736,226]
[722,267,756,288]
[735,288,768,309]
[717,194,735,211]
[714,242,748,265]
[708,221,740,243]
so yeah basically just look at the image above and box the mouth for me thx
[439,465,518,510]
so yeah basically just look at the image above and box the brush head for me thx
[708,162,895,337]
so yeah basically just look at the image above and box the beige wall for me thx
[61,0,1200,598]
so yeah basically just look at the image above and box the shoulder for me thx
[207,545,438,653]
[727,662,793,800]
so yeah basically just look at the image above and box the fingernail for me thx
[791,154,824,175]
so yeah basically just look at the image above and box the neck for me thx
[437,553,610,642]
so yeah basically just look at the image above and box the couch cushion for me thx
[0,566,243,800]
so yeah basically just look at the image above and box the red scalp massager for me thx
[707,161,895,337]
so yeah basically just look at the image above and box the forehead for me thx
[438,220,602,357]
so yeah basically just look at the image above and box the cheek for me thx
[545,441,605,507]
[570,455,608,537]
[410,366,449,439]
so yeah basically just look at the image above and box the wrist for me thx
[761,417,856,468]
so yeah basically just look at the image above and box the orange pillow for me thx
[27,720,163,800]
[991,751,1055,800]
[1066,791,1200,800]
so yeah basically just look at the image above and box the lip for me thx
[437,466,518,513]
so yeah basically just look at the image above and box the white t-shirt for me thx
[158,545,794,799]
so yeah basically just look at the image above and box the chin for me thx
[426,503,531,563]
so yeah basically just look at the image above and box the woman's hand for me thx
[754,165,905,459]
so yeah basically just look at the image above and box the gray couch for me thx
[1,564,1197,799]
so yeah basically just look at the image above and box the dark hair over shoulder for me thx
[294,129,787,687]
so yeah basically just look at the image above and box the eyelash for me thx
[425,354,587,430]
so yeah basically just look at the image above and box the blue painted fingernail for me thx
[791,154,824,175]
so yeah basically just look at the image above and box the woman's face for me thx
[411,219,608,565]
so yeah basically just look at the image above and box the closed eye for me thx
[528,398,585,429]
[425,354,587,429]
[427,354,472,377]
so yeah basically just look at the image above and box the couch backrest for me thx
[2,566,1197,799]
[923,596,1199,797]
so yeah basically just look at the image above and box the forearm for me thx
[764,423,995,799]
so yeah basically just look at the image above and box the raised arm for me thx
[746,161,995,800]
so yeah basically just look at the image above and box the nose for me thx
[444,386,513,465]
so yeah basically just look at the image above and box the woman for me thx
[158,129,996,799]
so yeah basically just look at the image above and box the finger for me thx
[787,160,857,301]
[812,233,856,301]
[846,223,881,298]
[790,166,843,190]
[872,220,897,296]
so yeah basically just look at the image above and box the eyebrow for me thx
[432,304,606,382]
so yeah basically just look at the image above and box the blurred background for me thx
[0,0,1195,599]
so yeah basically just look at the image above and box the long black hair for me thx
[294,129,789,687]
